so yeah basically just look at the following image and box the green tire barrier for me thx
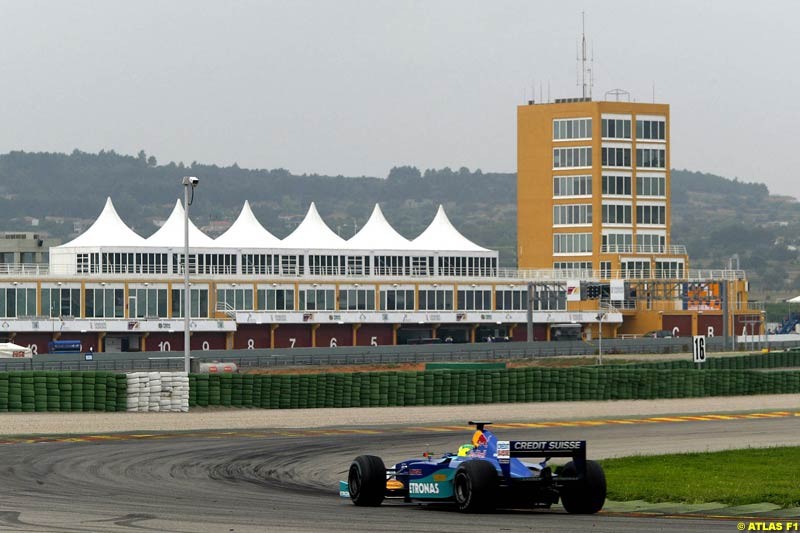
[0,371,127,413]
[622,350,800,371]
[186,367,800,409]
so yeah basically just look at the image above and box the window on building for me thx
[375,256,407,276]
[602,174,632,196]
[418,289,453,311]
[636,233,666,252]
[655,261,684,279]
[553,233,592,254]
[243,254,279,275]
[84,288,125,318]
[1,287,38,318]
[622,261,651,279]
[636,175,666,197]
[601,147,632,167]
[636,205,667,225]
[299,289,335,311]
[171,288,209,318]
[257,288,295,311]
[339,288,376,311]
[134,253,169,274]
[602,233,632,252]
[553,147,592,168]
[128,288,168,318]
[553,118,592,140]
[600,261,612,278]
[636,148,666,168]
[601,203,633,225]
[216,288,254,311]
[553,204,592,225]
[495,288,528,311]
[636,119,666,140]
[456,289,492,311]
[601,118,631,139]
[379,289,415,311]
[553,261,593,271]
[553,175,592,197]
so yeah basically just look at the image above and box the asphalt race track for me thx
[0,417,796,532]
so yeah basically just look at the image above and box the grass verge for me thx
[600,446,800,508]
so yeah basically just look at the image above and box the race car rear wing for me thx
[496,440,587,479]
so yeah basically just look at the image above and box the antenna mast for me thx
[577,12,593,99]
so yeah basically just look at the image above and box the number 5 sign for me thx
[692,335,706,364]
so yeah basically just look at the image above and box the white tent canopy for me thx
[280,202,347,250]
[787,295,800,303]
[346,204,412,251]
[58,197,147,248]
[146,199,216,248]
[411,205,490,252]
[0,342,33,359]
[214,201,281,248]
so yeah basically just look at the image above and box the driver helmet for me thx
[457,444,475,457]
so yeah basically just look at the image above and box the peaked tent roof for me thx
[410,205,490,252]
[58,197,147,247]
[346,204,412,251]
[145,199,215,247]
[214,201,281,248]
[280,202,346,249]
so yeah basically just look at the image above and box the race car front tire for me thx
[453,460,498,513]
[348,455,386,507]
[559,460,606,514]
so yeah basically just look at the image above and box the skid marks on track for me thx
[0,410,795,446]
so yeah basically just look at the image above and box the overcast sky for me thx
[1,1,798,198]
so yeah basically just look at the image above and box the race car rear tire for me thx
[559,460,606,514]
[453,460,497,513]
[348,455,386,507]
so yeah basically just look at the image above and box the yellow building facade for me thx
[518,98,687,278]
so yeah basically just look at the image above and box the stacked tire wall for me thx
[0,371,127,412]
[623,350,800,370]
[126,372,189,412]
[187,366,800,409]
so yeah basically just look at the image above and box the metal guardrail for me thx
[3,337,799,372]
[0,262,747,282]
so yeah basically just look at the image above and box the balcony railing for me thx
[600,244,688,255]
[0,263,747,282]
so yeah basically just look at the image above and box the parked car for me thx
[643,330,673,338]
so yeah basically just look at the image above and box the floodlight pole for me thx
[182,177,198,374]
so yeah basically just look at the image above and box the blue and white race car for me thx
[341,421,606,513]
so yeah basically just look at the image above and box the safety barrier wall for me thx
[188,367,800,409]
[125,372,189,412]
[0,371,127,412]
[5,337,800,373]
[623,350,800,370]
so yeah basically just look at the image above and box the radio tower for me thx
[577,12,593,99]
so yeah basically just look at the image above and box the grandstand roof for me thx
[345,204,412,251]
[146,199,216,247]
[280,202,347,250]
[58,197,147,248]
[214,201,281,248]
[411,205,490,252]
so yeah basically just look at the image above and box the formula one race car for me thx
[340,421,606,513]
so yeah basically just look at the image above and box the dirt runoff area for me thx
[241,353,678,375]
[0,394,797,437]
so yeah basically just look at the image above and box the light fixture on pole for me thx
[182,176,199,373]
[596,311,607,365]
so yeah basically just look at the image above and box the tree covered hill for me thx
[0,150,797,296]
